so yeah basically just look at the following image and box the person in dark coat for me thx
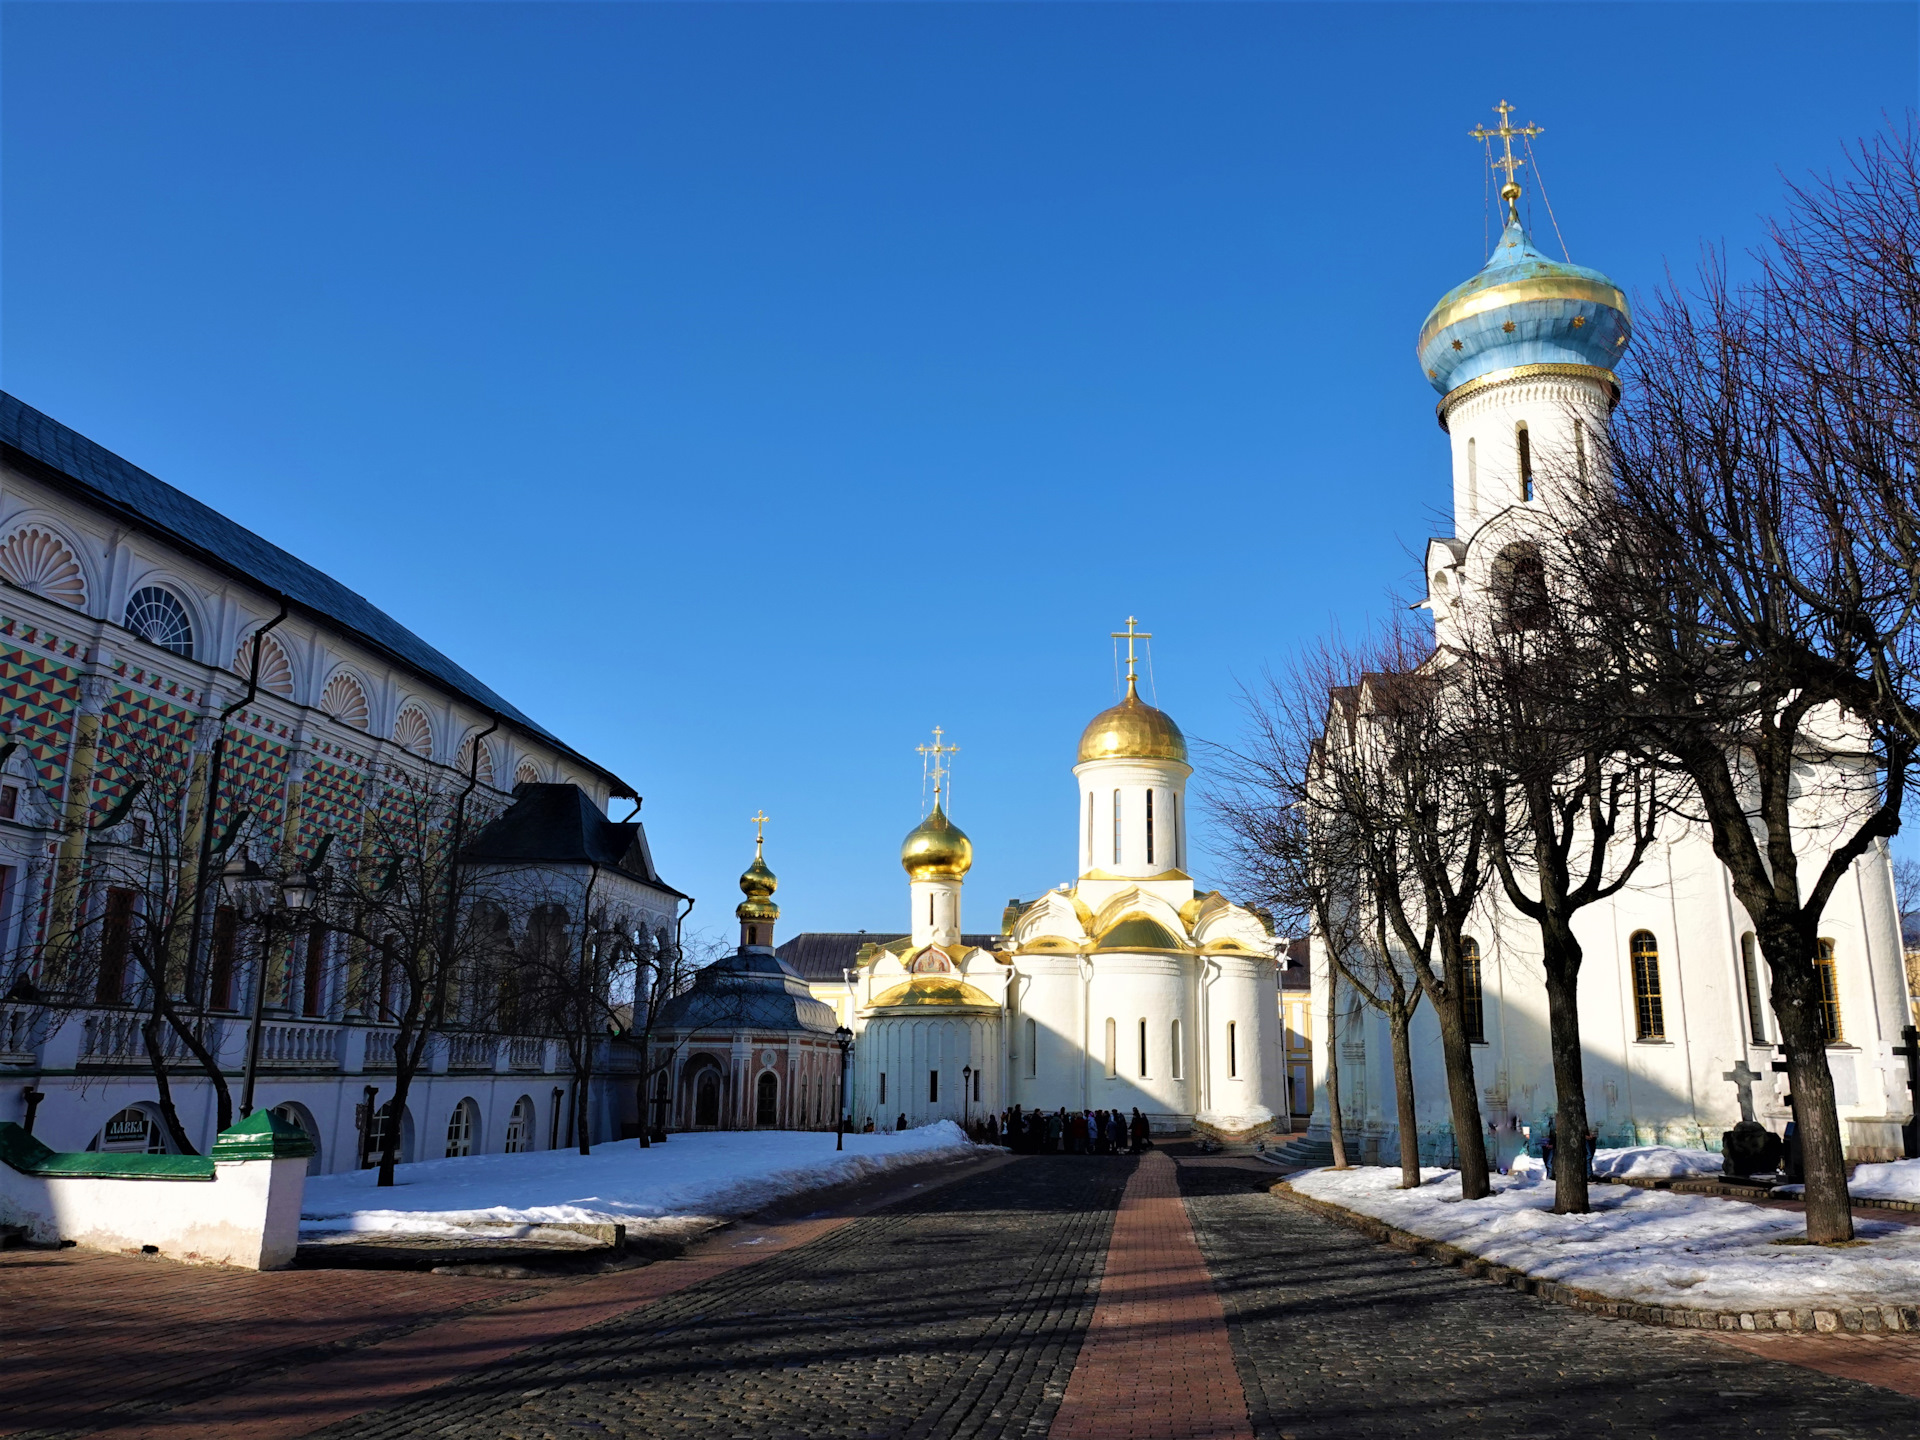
[1130,1107,1150,1151]
[896,1112,908,1131]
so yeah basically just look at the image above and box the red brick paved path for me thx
[1050,1151,1253,1440]
[1709,1330,1920,1401]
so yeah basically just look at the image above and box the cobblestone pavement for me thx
[306,1157,1133,1440]
[1176,1163,1920,1440]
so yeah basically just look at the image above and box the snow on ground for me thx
[1845,1159,1920,1204]
[1590,1145,1726,1180]
[301,1123,986,1240]
[1289,1164,1920,1312]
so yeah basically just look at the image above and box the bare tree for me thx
[326,768,512,1185]
[1451,550,1666,1213]
[1565,228,1918,1241]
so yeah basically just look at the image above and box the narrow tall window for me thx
[1740,933,1768,1045]
[928,894,934,927]
[879,1072,887,1105]
[1574,418,1588,486]
[1815,939,1843,1044]
[1631,931,1665,1040]
[1517,423,1534,502]
[1138,1018,1148,1077]
[1145,789,1155,865]
[209,906,239,1010]
[1466,437,1479,520]
[303,927,328,1017]
[97,887,135,1003]
[1024,1017,1037,1077]
[1112,790,1122,866]
[1170,792,1180,869]
[1170,1018,1183,1079]
[1086,791,1094,866]
[1227,1022,1238,1078]
[929,1069,939,1103]
[1104,1017,1117,1077]
[1461,936,1486,1044]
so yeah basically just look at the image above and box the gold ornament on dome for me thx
[736,810,779,922]
[1078,618,1187,764]
[867,976,997,1011]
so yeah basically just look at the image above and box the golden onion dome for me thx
[1077,678,1188,765]
[900,804,972,881]
[736,844,779,923]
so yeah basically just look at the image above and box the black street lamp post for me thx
[239,866,318,1118]
[834,1025,853,1151]
[962,1065,972,1129]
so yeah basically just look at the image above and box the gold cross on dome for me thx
[1111,615,1153,688]
[916,727,959,809]
[749,810,770,850]
[1469,99,1543,219]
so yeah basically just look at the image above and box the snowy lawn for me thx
[1591,1145,1725,1180]
[1849,1159,1920,1203]
[1288,1164,1920,1313]
[301,1122,986,1241]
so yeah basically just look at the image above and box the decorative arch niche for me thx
[457,733,496,788]
[231,628,295,698]
[320,670,371,731]
[391,704,433,758]
[515,758,543,789]
[0,525,87,609]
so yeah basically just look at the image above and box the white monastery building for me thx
[797,630,1286,1139]
[1308,122,1914,1166]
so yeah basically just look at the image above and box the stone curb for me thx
[1271,1180,1920,1337]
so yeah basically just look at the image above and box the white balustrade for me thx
[255,1022,341,1069]
[508,1036,545,1071]
[446,1032,493,1071]
[363,1028,399,1069]
[0,1005,37,1064]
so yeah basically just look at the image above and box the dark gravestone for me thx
[1722,1119,1782,1178]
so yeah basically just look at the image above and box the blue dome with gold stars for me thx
[1417,218,1632,397]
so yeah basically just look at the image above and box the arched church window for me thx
[1815,938,1843,1044]
[1461,937,1485,1044]
[1170,1018,1183,1079]
[1574,418,1588,486]
[0,525,87,609]
[1024,1017,1037,1077]
[756,1071,779,1126]
[1466,437,1478,519]
[1145,789,1155,866]
[928,893,934,928]
[445,1097,478,1157]
[124,586,193,656]
[1138,1018,1148,1077]
[1630,931,1665,1041]
[1227,1021,1238,1078]
[1517,422,1534,502]
[1103,1017,1117,1078]
[1086,792,1094,867]
[1493,543,1549,632]
[1112,790,1122,866]
[1171,792,1180,869]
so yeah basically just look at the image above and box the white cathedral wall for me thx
[1196,956,1283,1129]
[1307,827,1912,1164]
[1444,372,1612,535]
[1071,756,1192,885]
[1082,953,1193,1121]
[853,1015,999,1128]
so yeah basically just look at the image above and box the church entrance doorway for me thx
[694,1070,721,1127]
[756,1072,778,1127]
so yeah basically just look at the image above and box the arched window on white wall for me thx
[1086,791,1094,868]
[1103,1017,1117,1077]
[1466,437,1478,520]
[1170,1018,1183,1079]
[1112,790,1122,866]
[1024,1017,1037,1077]
[444,1098,479,1157]
[1137,1018,1148,1077]
[1516,422,1534,502]
[1227,1021,1238,1078]
[0,525,87,609]
[1145,790,1155,866]
[1171,792,1180,870]
[124,586,194,656]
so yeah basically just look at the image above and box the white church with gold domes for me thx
[796,628,1285,1138]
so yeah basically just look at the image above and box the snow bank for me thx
[1289,1164,1920,1312]
[1846,1158,1920,1204]
[1590,1145,1725,1180]
[301,1123,985,1239]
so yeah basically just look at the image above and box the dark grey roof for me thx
[656,947,836,1034]
[0,392,629,796]
[464,783,682,897]
[775,932,1002,981]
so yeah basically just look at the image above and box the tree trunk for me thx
[1325,962,1349,1168]
[637,1035,652,1148]
[1432,998,1491,1199]
[378,1059,416,1188]
[142,1010,197,1154]
[1540,942,1593,1214]
[1769,948,1853,1243]
[1387,1003,1421,1188]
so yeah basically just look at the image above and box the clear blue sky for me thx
[3,3,1915,942]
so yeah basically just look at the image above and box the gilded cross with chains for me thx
[916,727,959,806]
[1469,99,1543,222]
[1111,615,1152,685]
[749,810,770,847]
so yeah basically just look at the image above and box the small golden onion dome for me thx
[868,976,998,1011]
[1077,678,1188,765]
[900,804,973,881]
[736,846,779,923]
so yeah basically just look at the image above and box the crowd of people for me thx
[961,1105,1153,1154]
